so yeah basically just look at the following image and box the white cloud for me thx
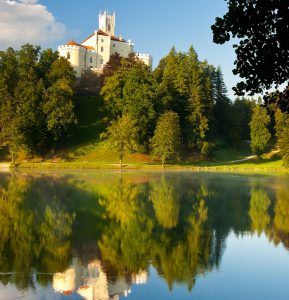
[0,0,66,50]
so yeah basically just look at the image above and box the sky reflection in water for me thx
[0,172,289,300]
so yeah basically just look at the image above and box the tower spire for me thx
[98,9,115,35]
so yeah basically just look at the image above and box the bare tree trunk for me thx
[120,155,123,168]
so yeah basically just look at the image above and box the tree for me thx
[150,111,181,167]
[43,79,77,144]
[101,62,160,151]
[275,108,289,167]
[153,48,189,137]
[154,47,216,147]
[0,90,21,163]
[105,114,137,167]
[0,48,21,162]
[0,44,77,157]
[229,97,254,144]
[212,66,232,141]
[249,105,271,155]
[212,1,289,98]
[186,47,208,146]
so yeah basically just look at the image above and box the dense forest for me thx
[0,44,288,166]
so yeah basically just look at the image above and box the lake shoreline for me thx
[11,161,289,175]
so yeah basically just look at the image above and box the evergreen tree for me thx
[186,47,208,146]
[200,61,215,138]
[229,97,254,144]
[154,47,188,131]
[249,105,271,156]
[212,66,232,141]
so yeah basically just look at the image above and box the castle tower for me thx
[99,10,115,36]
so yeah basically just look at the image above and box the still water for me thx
[0,171,289,300]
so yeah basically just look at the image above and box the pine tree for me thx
[186,47,208,146]
[212,66,232,140]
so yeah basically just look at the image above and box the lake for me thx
[0,171,289,300]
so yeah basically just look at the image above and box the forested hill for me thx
[0,45,287,167]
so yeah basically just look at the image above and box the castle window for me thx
[101,39,104,43]
[113,43,115,47]
[100,59,104,65]
[101,46,104,52]
[90,57,93,63]
[108,23,111,32]
[66,52,71,59]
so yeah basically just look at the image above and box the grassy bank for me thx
[16,152,287,173]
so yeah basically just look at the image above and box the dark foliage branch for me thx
[212,0,289,100]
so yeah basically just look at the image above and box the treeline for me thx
[101,48,254,163]
[0,44,76,161]
[3,44,287,165]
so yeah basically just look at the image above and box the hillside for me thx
[14,93,283,171]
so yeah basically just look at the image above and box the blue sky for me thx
[0,0,238,98]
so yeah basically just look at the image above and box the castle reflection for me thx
[52,258,147,299]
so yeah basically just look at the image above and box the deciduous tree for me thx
[249,105,271,156]
[150,111,181,167]
[105,114,137,167]
[212,0,289,98]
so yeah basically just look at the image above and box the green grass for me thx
[55,94,112,161]
[213,142,252,162]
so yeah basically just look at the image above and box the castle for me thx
[58,11,152,77]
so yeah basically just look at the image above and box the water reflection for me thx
[52,258,147,299]
[0,172,288,299]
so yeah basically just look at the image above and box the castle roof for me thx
[65,40,81,46]
[81,29,126,44]
[64,41,95,51]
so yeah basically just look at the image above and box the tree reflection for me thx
[149,176,180,229]
[274,187,289,234]
[249,187,271,235]
[1,173,289,297]
[269,185,289,249]
[97,174,214,291]
[0,174,75,290]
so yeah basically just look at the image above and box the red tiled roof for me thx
[84,45,95,50]
[64,41,95,51]
[111,35,126,42]
[65,40,81,46]
[97,29,109,36]
[63,291,73,295]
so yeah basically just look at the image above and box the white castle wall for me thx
[58,45,87,77]
[58,11,152,77]
[137,53,153,69]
